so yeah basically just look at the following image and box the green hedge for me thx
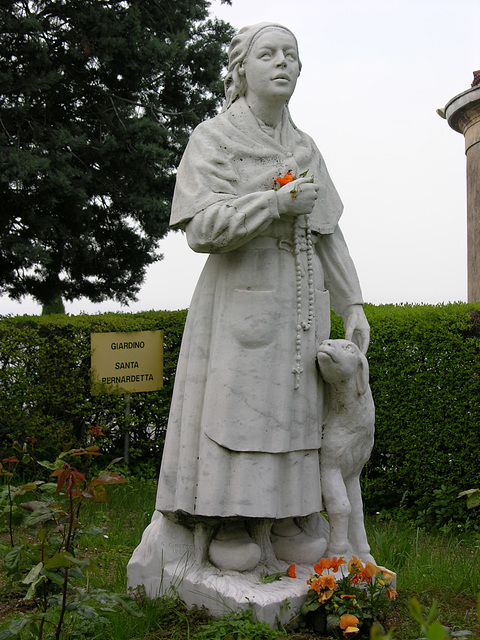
[0,310,187,471]
[1,303,480,524]
[332,302,480,522]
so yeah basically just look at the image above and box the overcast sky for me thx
[2,0,480,317]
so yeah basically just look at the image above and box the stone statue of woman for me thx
[128,22,370,587]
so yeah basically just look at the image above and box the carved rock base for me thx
[168,565,312,627]
[126,512,308,625]
[127,511,396,627]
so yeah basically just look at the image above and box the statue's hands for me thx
[276,178,319,217]
[343,305,370,354]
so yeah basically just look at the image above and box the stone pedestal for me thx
[443,84,480,302]
[127,511,396,628]
[127,512,310,626]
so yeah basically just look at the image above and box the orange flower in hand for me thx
[275,172,296,187]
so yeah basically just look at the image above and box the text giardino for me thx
[110,341,145,350]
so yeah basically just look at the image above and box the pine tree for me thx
[0,0,233,309]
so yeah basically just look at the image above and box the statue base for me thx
[127,511,308,625]
[166,565,311,627]
[127,511,396,627]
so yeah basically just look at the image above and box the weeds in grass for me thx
[0,439,144,640]
[2,481,480,640]
[193,608,286,640]
[370,520,413,570]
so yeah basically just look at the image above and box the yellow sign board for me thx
[91,330,163,395]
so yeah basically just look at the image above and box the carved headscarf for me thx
[223,22,302,111]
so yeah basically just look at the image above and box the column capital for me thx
[444,86,480,142]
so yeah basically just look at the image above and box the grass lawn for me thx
[1,480,480,639]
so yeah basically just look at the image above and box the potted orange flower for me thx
[300,556,396,638]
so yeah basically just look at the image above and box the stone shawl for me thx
[170,97,343,235]
[155,98,363,519]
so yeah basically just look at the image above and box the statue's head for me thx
[223,22,302,111]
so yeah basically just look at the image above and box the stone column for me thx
[442,77,480,302]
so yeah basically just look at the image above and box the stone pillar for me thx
[442,77,480,302]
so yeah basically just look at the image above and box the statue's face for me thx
[242,29,300,104]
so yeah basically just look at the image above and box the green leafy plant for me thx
[0,437,143,640]
[192,608,285,640]
[408,597,472,639]
[458,488,480,511]
[415,485,476,534]
[369,623,397,639]
[299,556,396,638]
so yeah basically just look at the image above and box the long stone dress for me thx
[155,97,364,521]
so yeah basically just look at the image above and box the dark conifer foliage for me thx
[0,0,233,308]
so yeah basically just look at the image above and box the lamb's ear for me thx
[356,353,370,395]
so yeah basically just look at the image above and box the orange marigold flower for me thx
[322,574,336,589]
[314,557,332,574]
[386,587,397,601]
[340,614,360,637]
[340,614,359,629]
[2,456,19,464]
[275,172,295,187]
[364,562,380,579]
[347,555,363,574]
[330,556,347,573]
[316,574,337,603]
[348,555,365,584]
[380,569,395,584]
[307,576,321,592]
[287,564,296,579]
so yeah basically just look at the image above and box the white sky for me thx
[2,0,480,317]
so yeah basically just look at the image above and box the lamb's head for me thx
[317,339,369,395]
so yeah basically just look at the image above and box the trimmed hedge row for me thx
[332,302,480,521]
[1,302,480,522]
[0,310,187,470]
